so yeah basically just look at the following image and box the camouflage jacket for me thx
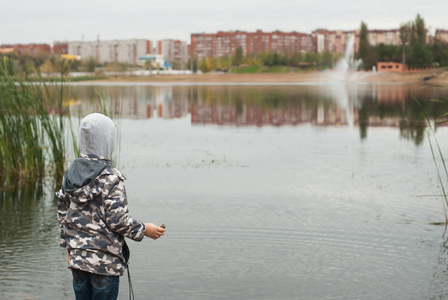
[56,154,146,276]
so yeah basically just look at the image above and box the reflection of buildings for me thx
[89,86,190,119]
[376,84,408,103]
[376,83,442,104]
[73,85,447,131]
[190,103,356,127]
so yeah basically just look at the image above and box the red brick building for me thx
[377,62,407,72]
[0,43,51,55]
[52,42,68,55]
[190,30,313,60]
[311,29,357,53]
[190,28,414,60]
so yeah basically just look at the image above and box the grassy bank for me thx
[229,65,292,73]
[71,68,448,85]
[27,75,109,82]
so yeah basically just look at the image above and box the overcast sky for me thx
[2,0,447,45]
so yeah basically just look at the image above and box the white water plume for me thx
[318,34,365,128]
[331,34,363,82]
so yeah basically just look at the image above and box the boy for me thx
[56,113,165,299]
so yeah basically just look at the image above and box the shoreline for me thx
[85,68,448,86]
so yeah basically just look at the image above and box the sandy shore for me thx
[90,68,448,86]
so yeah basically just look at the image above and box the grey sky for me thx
[1,0,447,45]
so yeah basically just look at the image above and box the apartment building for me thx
[67,39,151,65]
[311,28,407,55]
[368,29,401,47]
[0,43,51,55]
[312,29,331,53]
[191,28,415,60]
[190,30,313,60]
[156,39,188,66]
[436,29,448,43]
[52,42,68,55]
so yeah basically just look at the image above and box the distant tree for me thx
[376,44,400,62]
[304,52,316,65]
[358,21,377,70]
[431,30,448,66]
[411,42,432,68]
[171,60,182,70]
[39,55,70,75]
[199,57,212,72]
[399,14,432,68]
[321,51,333,67]
[144,59,153,71]
[399,22,412,47]
[105,62,127,72]
[235,46,244,66]
[358,21,370,61]
[188,57,198,73]
[83,56,96,73]
[285,51,302,66]
[68,59,81,72]
[410,15,432,67]
[220,55,232,69]
[414,14,426,45]
[399,22,413,66]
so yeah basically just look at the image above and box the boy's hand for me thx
[144,223,166,240]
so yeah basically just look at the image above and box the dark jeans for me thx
[72,269,119,300]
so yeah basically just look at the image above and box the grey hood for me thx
[62,157,110,195]
[80,113,116,160]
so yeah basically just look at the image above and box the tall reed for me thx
[414,98,448,226]
[0,57,70,187]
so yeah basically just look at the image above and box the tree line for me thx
[0,52,140,77]
[358,14,448,70]
[190,49,343,73]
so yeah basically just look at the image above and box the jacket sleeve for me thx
[55,189,69,248]
[103,175,146,241]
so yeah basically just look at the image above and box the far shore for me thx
[84,68,448,86]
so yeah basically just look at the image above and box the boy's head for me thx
[79,113,115,159]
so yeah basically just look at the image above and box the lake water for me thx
[2,82,448,299]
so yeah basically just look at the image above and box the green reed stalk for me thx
[0,57,72,187]
[1,56,122,187]
[414,98,448,222]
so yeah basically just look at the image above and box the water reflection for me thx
[427,243,448,299]
[0,182,71,298]
[3,82,448,299]
[68,84,448,145]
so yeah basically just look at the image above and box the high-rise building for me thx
[191,28,413,60]
[367,29,402,47]
[67,39,151,64]
[190,30,313,60]
[156,39,188,66]
[311,30,357,54]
